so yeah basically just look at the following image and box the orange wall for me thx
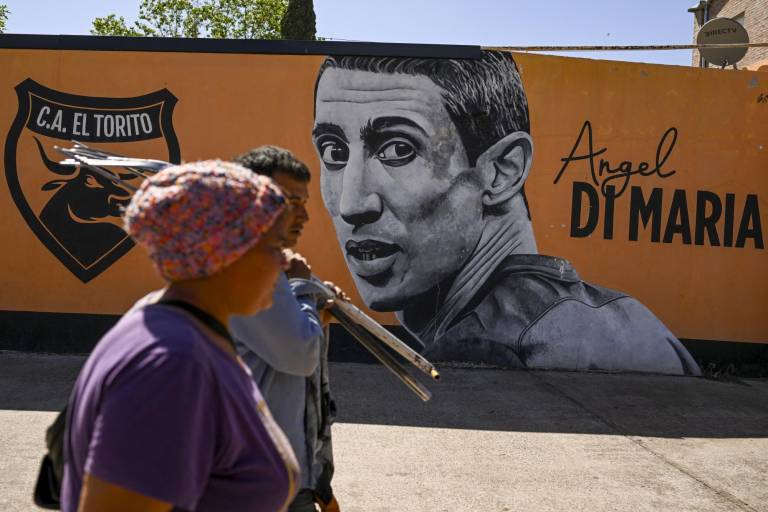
[515,54,767,343]
[0,49,765,343]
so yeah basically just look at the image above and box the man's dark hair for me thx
[233,145,311,182]
[315,50,529,167]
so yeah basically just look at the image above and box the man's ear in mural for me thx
[476,131,534,208]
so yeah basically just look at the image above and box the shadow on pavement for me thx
[0,351,84,412]
[2,352,767,439]
[330,363,768,439]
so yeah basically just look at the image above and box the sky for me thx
[2,0,697,66]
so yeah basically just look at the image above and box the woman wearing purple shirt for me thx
[62,160,299,511]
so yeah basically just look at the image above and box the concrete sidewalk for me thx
[1,352,766,511]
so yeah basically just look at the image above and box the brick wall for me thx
[691,0,768,68]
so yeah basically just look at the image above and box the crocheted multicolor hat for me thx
[124,160,285,281]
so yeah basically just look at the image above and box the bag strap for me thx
[157,299,236,352]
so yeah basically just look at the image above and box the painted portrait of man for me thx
[312,51,700,375]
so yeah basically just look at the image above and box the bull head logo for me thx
[4,79,180,283]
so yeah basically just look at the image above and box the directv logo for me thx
[704,28,738,37]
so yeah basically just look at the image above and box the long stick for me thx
[293,277,440,381]
[331,305,432,402]
[61,153,138,192]
[333,299,439,380]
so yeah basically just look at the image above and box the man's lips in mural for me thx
[345,239,401,278]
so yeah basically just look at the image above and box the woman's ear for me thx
[476,132,533,207]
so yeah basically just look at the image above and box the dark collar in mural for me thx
[415,254,627,363]
[416,253,699,376]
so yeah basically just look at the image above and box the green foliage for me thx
[280,0,316,41]
[91,14,143,37]
[0,4,9,34]
[91,0,288,39]
[204,0,287,39]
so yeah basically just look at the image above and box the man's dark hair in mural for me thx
[312,50,701,375]
[34,137,135,267]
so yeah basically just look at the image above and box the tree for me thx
[91,0,288,39]
[92,14,143,37]
[204,0,287,39]
[0,4,9,34]
[280,0,315,40]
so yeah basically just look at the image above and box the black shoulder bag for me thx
[33,406,67,509]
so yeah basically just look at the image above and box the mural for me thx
[0,40,765,365]
[312,52,701,374]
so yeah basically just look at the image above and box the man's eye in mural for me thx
[318,138,349,171]
[375,139,416,167]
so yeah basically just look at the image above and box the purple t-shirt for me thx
[61,304,299,512]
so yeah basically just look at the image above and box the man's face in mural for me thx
[313,69,486,311]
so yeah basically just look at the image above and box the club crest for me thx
[4,79,180,283]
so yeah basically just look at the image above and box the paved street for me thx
[1,352,767,511]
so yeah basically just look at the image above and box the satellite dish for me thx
[697,17,749,67]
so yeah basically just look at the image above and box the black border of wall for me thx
[1,311,766,371]
[0,34,482,59]
[0,311,420,361]
[0,311,120,353]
